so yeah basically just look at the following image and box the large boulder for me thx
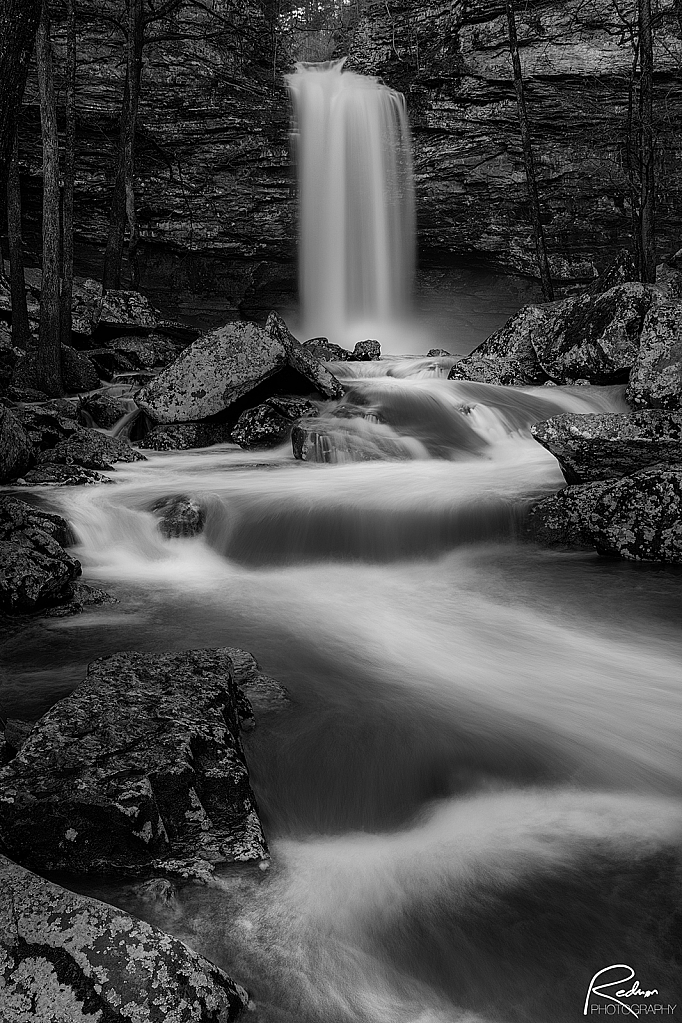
[13,399,83,451]
[531,283,655,383]
[0,854,249,1022]
[0,497,82,612]
[37,427,145,470]
[626,301,682,410]
[352,339,381,361]
[531,410,682,484]
[303,337,351,362]
[105,334,180,369]
[448,305,548,385]
[588,466,682,562]
[61,345,100,393]
[136,320,290,423]
[524,481,614,548]
[0,649,268,879]
[0,406,34,482]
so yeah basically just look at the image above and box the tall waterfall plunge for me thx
[287,59,416,351]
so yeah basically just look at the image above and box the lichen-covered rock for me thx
[531,283,656,383]
[448,305,548,385]
[0,649,268,878]
[3,719,33,754]
[61,346,100,393]
[153,495,206,538]
[524,481,613,548]
[267,395,319,420]
[139,421,234,451]
[531,410,682,484]
[13,399,83,451]
[80,392,134,429]
[136,320,290,424]
[231,404,292,449]
[589,467,682,562]
[0,407,34,483]
[106,334,180,369]
[37,427,145,470]
[626,301,682,410]
[303,338,351,361]
[286,343,346,399]
[14,463,113,487]
[0,854,249,1022]
[0,528,82,612]
[352,339,381,361]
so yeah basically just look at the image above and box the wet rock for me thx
[427,348,451,357]
[12,399,82,451]
[287,343,346,399]
[303,338,352,361]
[3,719,33,754]
[531,410,682,484]
[448,305,548,385]
[225,647,290,720]
[0,648,268,879]
[531,283,656,384]
[626,301,682,410]
[0,495,76,547]
[352,339,381,361]
[61,346,100,393]
[232,404,292,449]
[44,582,118,618]
[37,427,145,471]
[0,854,249,1022]
[587,248,638,295]
[14,463,113,487]
[267,395,319,420]
[588,466,682,562]
[80,392,133,429]
[139,421,234,451]
[524,481,613,548]
[136,319,290,424]
[0,527,81,612]
[0,407,34,483]
[154,495,206,538]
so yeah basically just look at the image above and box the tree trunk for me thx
[0,0,42,194]
[102,0,144,292]
[638,0,656,283]
[625,41,642,276]
[36,0,63,396]
[505,0,554,301]
[61,0,77,346]
[6,127,31,351]
[673,0,682,39]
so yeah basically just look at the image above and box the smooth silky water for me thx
[4,361,682,1022]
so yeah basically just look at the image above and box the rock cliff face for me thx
[8,0,682,315]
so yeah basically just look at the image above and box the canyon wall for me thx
[6,0,682,321]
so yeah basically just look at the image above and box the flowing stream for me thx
[4,359,682,1021]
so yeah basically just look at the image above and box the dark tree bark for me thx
[0,0,42,194]
[36,0,63,396]
[638,0,656,283]
[6,128,31,351]
[61,0,77,345]
[505,0,554,301]
[673,0,682,39]
[102,0,144,291]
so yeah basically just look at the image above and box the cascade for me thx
[287,58,416,349]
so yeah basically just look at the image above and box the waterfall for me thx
[287,58,416,349]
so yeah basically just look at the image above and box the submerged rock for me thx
[352,339,381,361]
[448,305,548,385]
[80,392,133,429]
[626,301,682,410]
[0,854,249,1022]
[0,406,34,483]
[37,427,145,471]
[531,410,682,484]
[154,495,206,538]
[0,648,268,879]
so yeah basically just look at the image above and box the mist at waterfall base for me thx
[5,360,682,1022]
